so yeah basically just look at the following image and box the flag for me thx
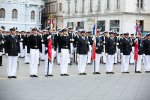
[135,20,141,37]
[134,41,138,62]
[134,20,141,62]
[48,38,52,63]
[91,25,97,61]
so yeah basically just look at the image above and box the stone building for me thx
[0,0,44,31]
[63,0,150,34]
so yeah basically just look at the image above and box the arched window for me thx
[31,10,35,21]
[12,9,18,19]
[0,8,5,18]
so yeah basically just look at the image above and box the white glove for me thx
[47,35,51,39]
[18,53,20,57]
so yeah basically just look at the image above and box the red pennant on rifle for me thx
[92,41,96,61]
[134,41,138,62]
[48,39,52,63]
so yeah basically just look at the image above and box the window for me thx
[0,8,5,19]
[76,22,84,30]
[107,0,110,10]
[110,20,120,32]
[90,0,93,13]
[31,10,35,21]
[140,0,144,9]
[12,9,18,20]
[67,22,74,28]
[75,0,77,13]
[137,0,144,9]
[59,3,62,12]
[97,0,101,12]
[68,1,70,14]
[82,0,85,13]
[97,21,105,32]
[116,0,120,9]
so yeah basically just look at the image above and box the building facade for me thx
[42,0,63,30]
[63,0,150,34]
[0,0,44,31]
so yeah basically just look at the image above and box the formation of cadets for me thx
[0,27,150,79]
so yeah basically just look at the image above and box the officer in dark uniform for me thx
[28,28,42,78]
[59,29,70,76]
[143,33,150,73]
[135,35,144,73]
[105,32,117,74]
[5,27,20,78]
[43,30,57,77]
[120,33,132,73]
[93,31,103,74]
[77,30,89,75]
[0,28,4,66]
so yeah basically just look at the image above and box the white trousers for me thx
[45,49,56,75]
[114,47,118,63]
[30,49,40,75]
[136,55,143,71]
[20,42,25,57]
[40,44,45,60]
[93,53,102,72]
[7,56,18,76]
[144,55,150,71]
[102,52,106,63]
[57,49,60,64]
[70,43,74,58]
[130,47,135,63]
[122,55,130,72]
[78,55,87,73]
[117,49,121,63]
[60,49,69,74]
[106,55,114,72]
[87,45,92,63]
[24,46,30,63]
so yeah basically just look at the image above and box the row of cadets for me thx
[43,29,57,77]
[27,28,42,78]
[5,28,20,78]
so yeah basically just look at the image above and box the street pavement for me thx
[0,55,150,100]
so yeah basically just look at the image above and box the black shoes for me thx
[145,71,150,73]
[135,71,142,73]
[30,75,38,78]
[0,64,3,66]
[106,72,115,74]
[45,74,54,77]
[93,72,101,74]
[122,72,130,74]
[60,74,69,76]
[8,76,17,79]
[79,73,87,75]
